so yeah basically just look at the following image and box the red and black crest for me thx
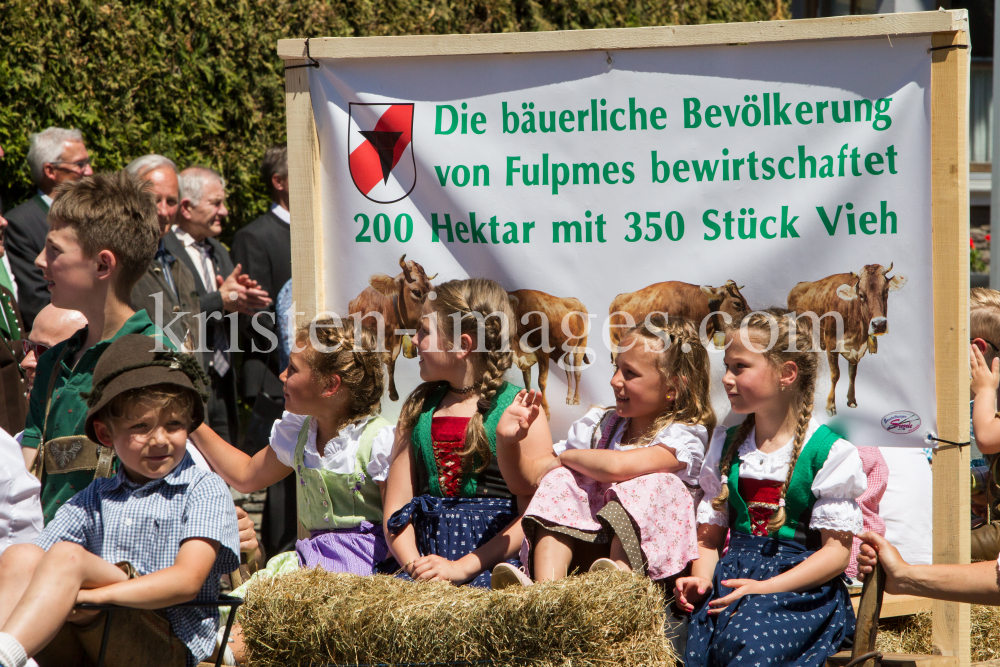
[348,103,416,204]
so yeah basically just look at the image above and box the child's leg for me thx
[532,527,574,581]
[609,536,633,572]
[0,545,45,629]
[1,542,129,658]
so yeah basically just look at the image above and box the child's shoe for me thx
[491,563,532,589]
[589,558,622,573]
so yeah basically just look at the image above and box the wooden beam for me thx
[277,11,965,60]
[850,593,932,619]
[284,59,324,322]
[929,28,971,666]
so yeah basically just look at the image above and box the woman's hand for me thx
[496,390,543,446]
[857,531,908,594]
[408,554,474,584]
[707,578,767,614]
[971,344,1000,399]
[674,576,714,612]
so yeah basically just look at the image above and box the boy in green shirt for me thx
[20,171,165,523]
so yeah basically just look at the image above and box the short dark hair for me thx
[261,144,288,200]
[49,171,159,302]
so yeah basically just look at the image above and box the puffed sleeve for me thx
[696,426,731,527]
[809,438,867,534]
[366,424,397,482]
[553,407,606,455]
[651,423,708,482]
[268,412,308,467]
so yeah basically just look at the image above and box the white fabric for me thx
[0,428,42,555]
[696,418,866,534]
[269,412,395,482]
[552,406,708,487]
[0,631,28,667]
[877,446,932,565]
[270,203,290,225]
[173,226,217,291]
[1,254,17,302]
[38,191,53,208]
[185,440,213,472]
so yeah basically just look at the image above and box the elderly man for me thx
[125,155,202,353]
[166,166,270,444]
[18,304,86,395]
[4,128,93,328]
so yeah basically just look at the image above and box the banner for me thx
[306,35,934,448]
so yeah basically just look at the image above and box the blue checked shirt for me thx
[34,452,240,666]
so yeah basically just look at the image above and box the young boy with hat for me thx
[0,334,239,667]
[19,171,168,524]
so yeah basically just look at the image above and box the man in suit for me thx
[0,213,28,435]
[231,145,296,558]
[4,128,94,329]
[231,145,291,446]
[125,155,201,354]
[167,166,270,444]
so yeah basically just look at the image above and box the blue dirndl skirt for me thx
[686,532,855,667]
[383,494,521,588]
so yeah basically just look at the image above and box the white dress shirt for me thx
[270,203,290,225]
[1,429,42,554]
[172,226,217,291]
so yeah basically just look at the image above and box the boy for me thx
[0,334,239,667]
[19,171,164,523]
[968,286,1000,559]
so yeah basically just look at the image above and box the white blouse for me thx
[696,418,867,534]
[553,407,709,487]
[269,412,396,482]
[1,429,42,555]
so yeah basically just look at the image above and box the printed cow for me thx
[787,263,907,416]
[508,289,590,418]
[607,280,750,358]
[349,255,436,401]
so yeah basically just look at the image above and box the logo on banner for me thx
[881,410,921,434]
[348,102,416,204]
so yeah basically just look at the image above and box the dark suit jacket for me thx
[130,243,202,353]
[4,196,50,329]
[0,286,29,434]
[230,209,291,401]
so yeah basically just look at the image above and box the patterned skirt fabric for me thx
[520,466,698,580]
[295,521,389,575]
[383,494,520,588]
[686,532,856,667]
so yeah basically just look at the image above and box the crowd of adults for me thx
[0,127,298,558]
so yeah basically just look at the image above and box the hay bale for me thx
[239,568,678,667]
[876,606,1000,662]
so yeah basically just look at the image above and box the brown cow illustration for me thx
[349,255,437,401]
[787,263,907,416]
[607,280,750,357]
[508,289,590,418]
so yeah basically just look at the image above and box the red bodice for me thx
[431,416,471,497]
[738,478,784,537]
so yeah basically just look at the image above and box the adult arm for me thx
[189,422,291,493]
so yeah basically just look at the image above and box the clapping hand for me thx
[218,264,273,315]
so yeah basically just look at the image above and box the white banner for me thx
[307,34,934,449]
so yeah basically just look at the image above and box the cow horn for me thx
[399,254,413,282]
[738,284,746,291]
[882,262,893,276]
[427,272,438,280]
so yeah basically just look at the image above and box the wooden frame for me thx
[280,10,971,663]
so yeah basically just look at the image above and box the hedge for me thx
[0,0,786,242]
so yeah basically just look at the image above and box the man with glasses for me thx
[18,304,86,395]
[4,128,93,330]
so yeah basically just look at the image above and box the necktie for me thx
[154,243,177,297]
[198,242,231,376]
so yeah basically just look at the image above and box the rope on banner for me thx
[927,43,969,54]
[925,433,970,450]
[286,37,321,70]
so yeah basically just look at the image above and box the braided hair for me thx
[295,318,387,423]
[618,316,717,440]
[710,308,819,533]
[397,278,516,473]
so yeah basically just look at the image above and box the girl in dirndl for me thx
[490,317,714,588]
[380,278,553,588]
[676,308,867,667]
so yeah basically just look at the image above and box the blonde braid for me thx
[711,413,755,512]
